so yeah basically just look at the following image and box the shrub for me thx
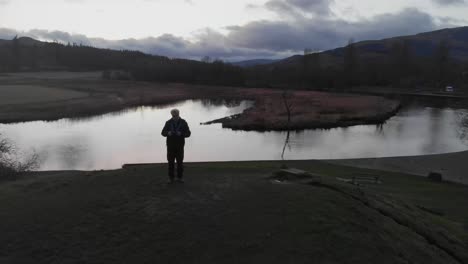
[0,135,40,181]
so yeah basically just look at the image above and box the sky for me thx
[1,0,468,61]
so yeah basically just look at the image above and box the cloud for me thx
[265,0,334,17]
[0,7,460,61]
[432,0,465,5]
[226,8,442,52]
[0,27,292,61]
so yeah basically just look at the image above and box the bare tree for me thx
[282,89,294,125]
[0,134,40,180]
[281,130,291,162]
[281,89,294,161]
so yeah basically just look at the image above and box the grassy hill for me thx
[1,160,467,263]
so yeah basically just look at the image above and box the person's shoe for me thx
[176,178,184,183]
[167,179,175,184]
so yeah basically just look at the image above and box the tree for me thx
[0,134,39,181]
[201,56,212,63]
[303,48,313,88]
[434,40,450,86]
[391,40,412,86]
[280,89,294,161]
[11,35,20,70]
[344,38,357,87]
[30,44,38,70]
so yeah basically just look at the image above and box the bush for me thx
[0,135,39,181]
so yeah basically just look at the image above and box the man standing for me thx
[161,109,191,183]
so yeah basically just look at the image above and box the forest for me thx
[1,36,467,91]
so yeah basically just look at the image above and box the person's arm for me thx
[161,121,170,137]
[183,120,191,138]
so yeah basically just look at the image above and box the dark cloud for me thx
[0,27,292,61]
[227,8,441,52]
[432,0,465,5]
[0,7,458,61]
[265,0,334,16]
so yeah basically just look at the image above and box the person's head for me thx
[171,109,180,120]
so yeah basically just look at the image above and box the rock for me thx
[428,171,443,182]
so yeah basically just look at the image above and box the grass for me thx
[0,85,88,106]
[1,160,467,263]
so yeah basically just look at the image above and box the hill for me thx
[0,37,245,86]
[267,26,468,68]
[246,27,468,90]
[2,27,468,90]
[231,59,279,68]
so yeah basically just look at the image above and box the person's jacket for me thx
[161,118,191,147]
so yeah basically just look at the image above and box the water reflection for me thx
[0,100,467,171]
[456,111,468,144]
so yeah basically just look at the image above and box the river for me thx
[1,99,467,171]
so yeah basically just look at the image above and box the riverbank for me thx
[1,160,467,263]
[0,72,399,130]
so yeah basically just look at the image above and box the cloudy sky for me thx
[1,0,467,61]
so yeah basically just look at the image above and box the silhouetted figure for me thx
[161,109,191,183]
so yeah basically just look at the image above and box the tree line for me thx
[0,37,245,86]
[246,39,468,91]
[1,36,467,91]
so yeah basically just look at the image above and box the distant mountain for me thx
[0,37,43,47]
[266,26,468,68]
[231,59,280,68]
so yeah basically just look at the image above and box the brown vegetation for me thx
[204,90,400,131]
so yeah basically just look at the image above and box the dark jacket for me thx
[161,118,191,147]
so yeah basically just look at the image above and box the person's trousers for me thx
[167,146,184,179]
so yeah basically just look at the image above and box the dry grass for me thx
[219,90,400,130]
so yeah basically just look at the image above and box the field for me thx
[0,72,400,130]
[0,85,88,106]
[1,160,467,263]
